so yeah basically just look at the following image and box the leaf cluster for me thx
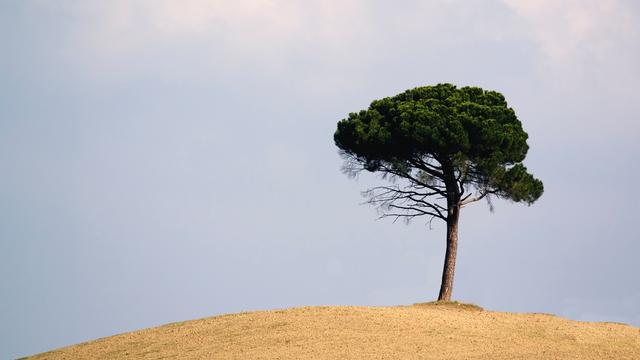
[334,84,543,209]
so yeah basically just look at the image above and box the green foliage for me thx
[334,83,543,206]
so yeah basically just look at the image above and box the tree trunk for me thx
[438,202,460,301]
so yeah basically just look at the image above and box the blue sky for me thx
[1,1,639,358]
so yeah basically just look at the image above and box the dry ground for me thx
[26,302,640,359]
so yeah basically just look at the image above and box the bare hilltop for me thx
[26,302,640,359]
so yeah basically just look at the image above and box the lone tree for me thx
[334,84,543,301]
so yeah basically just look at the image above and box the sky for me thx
[1,0,639,358]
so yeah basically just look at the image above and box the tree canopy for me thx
[334,83,543,223]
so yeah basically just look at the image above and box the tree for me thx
[333,84,543,301]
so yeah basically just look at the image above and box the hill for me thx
[25,302,640,359]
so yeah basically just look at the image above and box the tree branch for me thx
[377,164,448,197]
[460,188,497,207]
[410,157,444,179]
[364,185,447,221]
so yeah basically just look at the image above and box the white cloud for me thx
[38,0,640,105]
[501,0,637,63]
[52,0,371,63]
[38,0,640,71]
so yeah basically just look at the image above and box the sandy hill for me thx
[25,302,640,359]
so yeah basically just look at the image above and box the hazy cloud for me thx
[502,0,637,62]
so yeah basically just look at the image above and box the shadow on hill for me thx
[411,300,484,311]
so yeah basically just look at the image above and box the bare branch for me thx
[388,204,443,219]
[460,188,497,207]
[363,184,447,222]
[377,164,448,197]
[338,151,449,224]
[409,157,444,179]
